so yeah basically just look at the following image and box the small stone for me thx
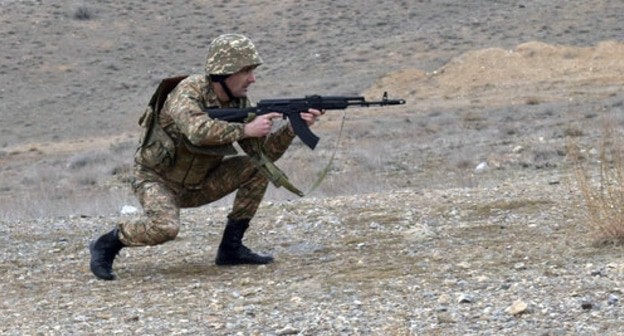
[608,294,618,305]
[581,301,593,310]
[457,261,471,269]
[512,145,524,153]
[457,293,475,304]
[505,300,528,315]
[120,205,139,215]
[276,325,299,335]
[475,162,488,173]
[437,312,456,323]
[438,293,451,305]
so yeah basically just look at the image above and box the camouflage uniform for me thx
[119,74,296,246]
[90,34,289,280]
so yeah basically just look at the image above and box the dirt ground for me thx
[1,0,624,335]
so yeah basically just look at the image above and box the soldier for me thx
[89,34,322,280]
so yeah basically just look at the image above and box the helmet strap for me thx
[209,74,236,102]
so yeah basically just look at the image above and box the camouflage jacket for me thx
[135,74,295,188]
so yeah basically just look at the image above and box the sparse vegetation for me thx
[569,113,624,245]
[0,145,136,221]
[73,6,94,20]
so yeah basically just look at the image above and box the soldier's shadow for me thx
[121,259,272,280]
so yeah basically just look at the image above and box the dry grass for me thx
[0,142,137,221]
[568,113,624,245]
[469,198,554,219]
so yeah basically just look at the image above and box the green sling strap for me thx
[247,110,347,197]
[249,137,305,197]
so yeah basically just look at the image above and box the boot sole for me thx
[215,255,274,266]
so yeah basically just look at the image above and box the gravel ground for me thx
[2,174,624,335]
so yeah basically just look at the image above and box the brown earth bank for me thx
[1,0,624,335]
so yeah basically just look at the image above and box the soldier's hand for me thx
[293,109,323,130]
[244,112,282,138]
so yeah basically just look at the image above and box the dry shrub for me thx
[568,114,624,245]
[73,6,94,20]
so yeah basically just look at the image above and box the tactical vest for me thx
[135,76,237,187]
[135,76,303,195]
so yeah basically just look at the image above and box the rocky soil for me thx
[1,0,624,335]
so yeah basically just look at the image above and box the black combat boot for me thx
[215,218,274,266]
[89,229,125,280]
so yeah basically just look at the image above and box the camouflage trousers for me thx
[117,155,269,246]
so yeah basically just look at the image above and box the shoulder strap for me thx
[139,75,189,148]
[149,75,189,113]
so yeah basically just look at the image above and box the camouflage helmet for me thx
[205,34,263,76]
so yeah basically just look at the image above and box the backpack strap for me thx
[150,76,189,113]
[138,76,188,148]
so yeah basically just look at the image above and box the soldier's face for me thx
[225,67,256,97]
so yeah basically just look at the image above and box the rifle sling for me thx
[304,110,346,195]
[249,139,304,197]
[248,110,347,197]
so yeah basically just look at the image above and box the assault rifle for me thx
[206,92,406,149]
